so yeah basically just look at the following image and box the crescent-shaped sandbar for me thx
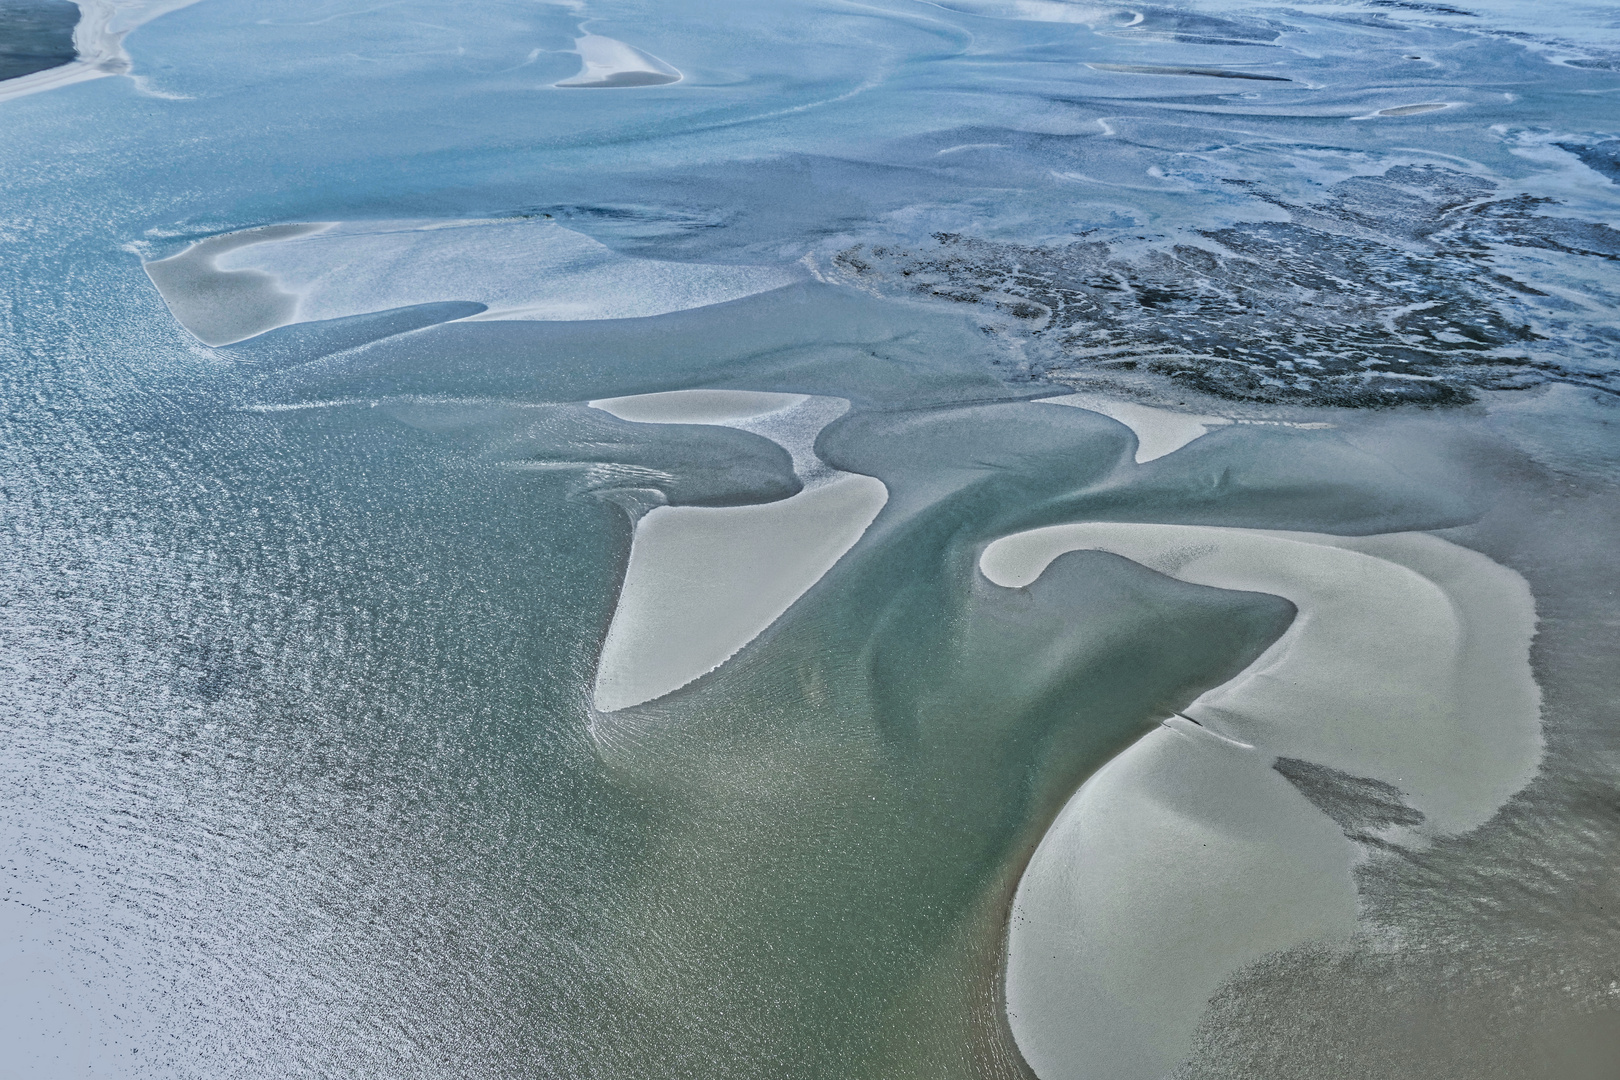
[985,522,1541,1079]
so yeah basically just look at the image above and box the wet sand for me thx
[1037,395,1233,463]
[590,389,887,712]
[143,220,801,346]
[985,521,1542,1079]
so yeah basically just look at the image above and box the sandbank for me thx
[591,389,808,427]
[588,390,887,712]
[1352,102,1457,120]
[1376,101,1452,116]
[556,34,680,88]
[143,220,801,346]
[1087,62,1291,81]
[143,223,329,346]
[1037,394,1233,463]
[985,522,1541,1079]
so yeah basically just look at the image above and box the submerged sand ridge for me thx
[985,522,1542,1080]
[589,390,887,713]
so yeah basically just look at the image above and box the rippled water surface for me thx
[2,1,1618,1077]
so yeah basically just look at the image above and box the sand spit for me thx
[1087,62,1291,81]
[1350,102,1457,120]
[929,1,1120,24]
[590,390,886,712]
[0,0,199,102]
[984,522,1542,1080]
[1037,394,1233,463]
[1375,101,1453,116]
[143,220,800,346]
[556,34,680,88]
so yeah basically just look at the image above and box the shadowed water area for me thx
[0,0,77,80]
[2,0,1619,1077]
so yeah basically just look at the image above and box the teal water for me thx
[3,1,1619,1076]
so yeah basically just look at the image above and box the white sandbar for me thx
[143,219,800,346]
[986,522,1541,1079]
[589,390,887,712]
[1038,394,1233,463]
[144,223,329,346]
[1377,101,1451,116]
[592,390,807,427]
[556,34,681,88]
[593,472,886,712]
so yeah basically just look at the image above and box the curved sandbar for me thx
[556,34,681,88]
[1037,395,1233,464]
[983,522,1541,1080]
[143,219,800,346]
[589,390,887,712]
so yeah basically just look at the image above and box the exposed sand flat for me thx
[589,390,887,712]
[985,522,1542,1080]
[594,389,849,484]
[1037,394,1233,463]
[556,34,680,88]
[143,220,801,346]
[143,223,330,346]
[593,472,887,712]
[0,0,200,102]
[592,389,808,427]
[1007,717,1359,1080]
[983,523,1541,829]
[930,1,1118,24]
[1351,101,1456,120]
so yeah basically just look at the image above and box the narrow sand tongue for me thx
[984,522,1541,1080]
[1037,394,1232,463]
[588,390,887,712]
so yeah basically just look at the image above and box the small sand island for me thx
[589,389,887,712]
[556,34,681,88]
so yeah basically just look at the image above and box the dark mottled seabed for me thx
[2,1,1618,1077]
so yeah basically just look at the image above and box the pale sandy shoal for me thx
[556,34,681,88]
[142,221,802,346]
[592,471,887,712]
[983,522,1540,1080]
[1036,394,1232,463]
[590,389,886,713]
